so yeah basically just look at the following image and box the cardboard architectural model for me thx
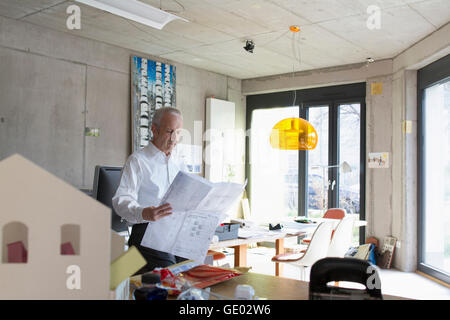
[0,154,112,299]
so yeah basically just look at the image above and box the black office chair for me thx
[309,257,383,300]
[92,165,129,233]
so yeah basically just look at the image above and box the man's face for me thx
[151,112,183,156]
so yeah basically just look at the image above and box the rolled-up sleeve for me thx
[112,156,146,225]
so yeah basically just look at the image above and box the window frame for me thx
[246,82,366,244]
[417,53,450,284]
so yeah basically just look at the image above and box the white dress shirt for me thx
[112,142,186,225]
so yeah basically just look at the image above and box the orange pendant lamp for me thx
[270,118,318,150]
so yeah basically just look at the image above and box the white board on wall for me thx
[205,98,236,183]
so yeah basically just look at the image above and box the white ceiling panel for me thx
[223,0,312,32]
[0,0,65,19]
[274,0,363,23]
[160,50,250,79]
[318,5,436,58]
[409,0,450,28]
[168,5,270,39]
[0,0,448,79]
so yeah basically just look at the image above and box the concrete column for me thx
[391,69,418,272]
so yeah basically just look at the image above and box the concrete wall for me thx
[0,16,246,192]
[365,74,394,249]
[391,69,418,272]
[389,23,449,271]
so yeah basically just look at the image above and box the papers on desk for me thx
[238,227,272,239]
[237,226,305,239]
[140,171,244,263]
[280,220,319,231]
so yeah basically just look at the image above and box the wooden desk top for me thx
[210,272,309,300]
[209,272,409,300]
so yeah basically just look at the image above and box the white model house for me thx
[0,154,112,299]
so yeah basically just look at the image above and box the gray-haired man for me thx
[112,107,187,273]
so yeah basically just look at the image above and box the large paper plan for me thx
[140,171,244,262]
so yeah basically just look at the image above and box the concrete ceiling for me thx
[0,0,449,79]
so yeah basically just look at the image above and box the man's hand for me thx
[142,203,173,222]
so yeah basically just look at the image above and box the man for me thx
[112,107,187,273]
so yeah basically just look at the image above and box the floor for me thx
[216,246,450,300]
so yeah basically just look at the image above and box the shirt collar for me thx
[145,141,171,162]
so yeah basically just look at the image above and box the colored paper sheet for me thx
[110,246,146,290]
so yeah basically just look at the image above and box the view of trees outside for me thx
[423,79,450,275]
[339,104,361,216]
[339,104,361,245]
[307,107,329,218]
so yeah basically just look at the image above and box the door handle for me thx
[328,180,336,191]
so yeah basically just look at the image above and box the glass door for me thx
[303,102,363,245]
[338,103,362,244]
[246,82,366,244]
[421,79,450,281]
[306,106,329,218]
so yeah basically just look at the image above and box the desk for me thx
[209,216,367,277]
[132,271,409,300]
[209,272,409,300]
[209,231,306,276]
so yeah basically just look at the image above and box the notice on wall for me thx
[368,152,389,168]
[371,82,383,95]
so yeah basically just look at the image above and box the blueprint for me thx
[140,171,244,262]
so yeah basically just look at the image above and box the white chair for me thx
[301,208,346,244]
[272,222,333,281]
[327,216,355,257]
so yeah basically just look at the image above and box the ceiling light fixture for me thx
[269,25,318,151]
[270,118,318,150]
[75,0,188,30]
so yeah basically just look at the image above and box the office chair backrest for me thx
[323,208,346,219]
[309,257,383,300]
[297,222,333,266]
[327,216,355,257]
[92,166,128,233]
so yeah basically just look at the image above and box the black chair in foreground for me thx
[309,257,383,300]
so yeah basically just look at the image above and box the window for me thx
[250,106,299,222]
[2,222,28,263]
[418,54,450,284]
[246,83,366,245]
[61,224,80,255]
[303,101,364,245]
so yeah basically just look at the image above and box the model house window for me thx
[60,224,80,255]
[2,222,28,263]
